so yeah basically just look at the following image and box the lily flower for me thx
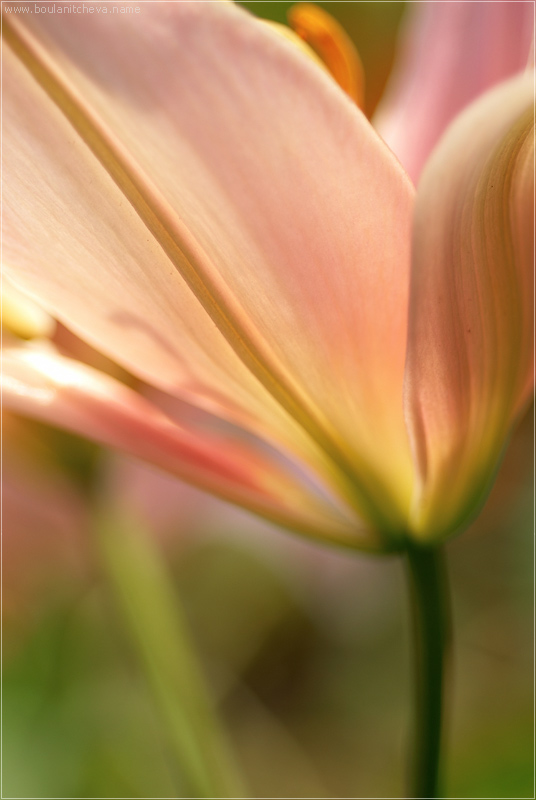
[2,1,533,550]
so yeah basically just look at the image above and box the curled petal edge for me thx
[405,73,535,542]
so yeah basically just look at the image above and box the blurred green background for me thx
[3,3,534,798]
[4,405,533,798]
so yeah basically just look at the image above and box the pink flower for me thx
[2,1,533,549]
[374,0,534,183]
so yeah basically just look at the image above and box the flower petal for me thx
[3,1,415,531]
[375,0,534,183]
[404,73,535,541]
[2,26,284,436]
[2,343,376,549]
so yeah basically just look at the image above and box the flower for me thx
[374,0,535,182]
[2,1,533,550]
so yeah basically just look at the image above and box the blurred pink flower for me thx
[375,0,534,183]
[2,1,533,549]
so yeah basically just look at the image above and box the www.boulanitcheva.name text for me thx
[3,3,141,13]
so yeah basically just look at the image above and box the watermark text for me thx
[3,3,141,14]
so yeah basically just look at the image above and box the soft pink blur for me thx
[375,0,534,183]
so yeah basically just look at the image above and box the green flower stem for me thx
[406,544,451,799]
[96,510,245,798]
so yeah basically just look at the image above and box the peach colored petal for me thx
[375,0,534,184]
[4,1,415,532]
[2,344,379,550]
[2,30,285,438]
[404,74,535,541]
[2,13,329,518]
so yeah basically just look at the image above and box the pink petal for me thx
[404,73,535,541]
[375,0,534,184]
[3,1,415,532]
[2,344,378,549]
[2,27,283,438]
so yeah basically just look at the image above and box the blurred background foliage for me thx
[3,2,534,798]
[4,406,533,797]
